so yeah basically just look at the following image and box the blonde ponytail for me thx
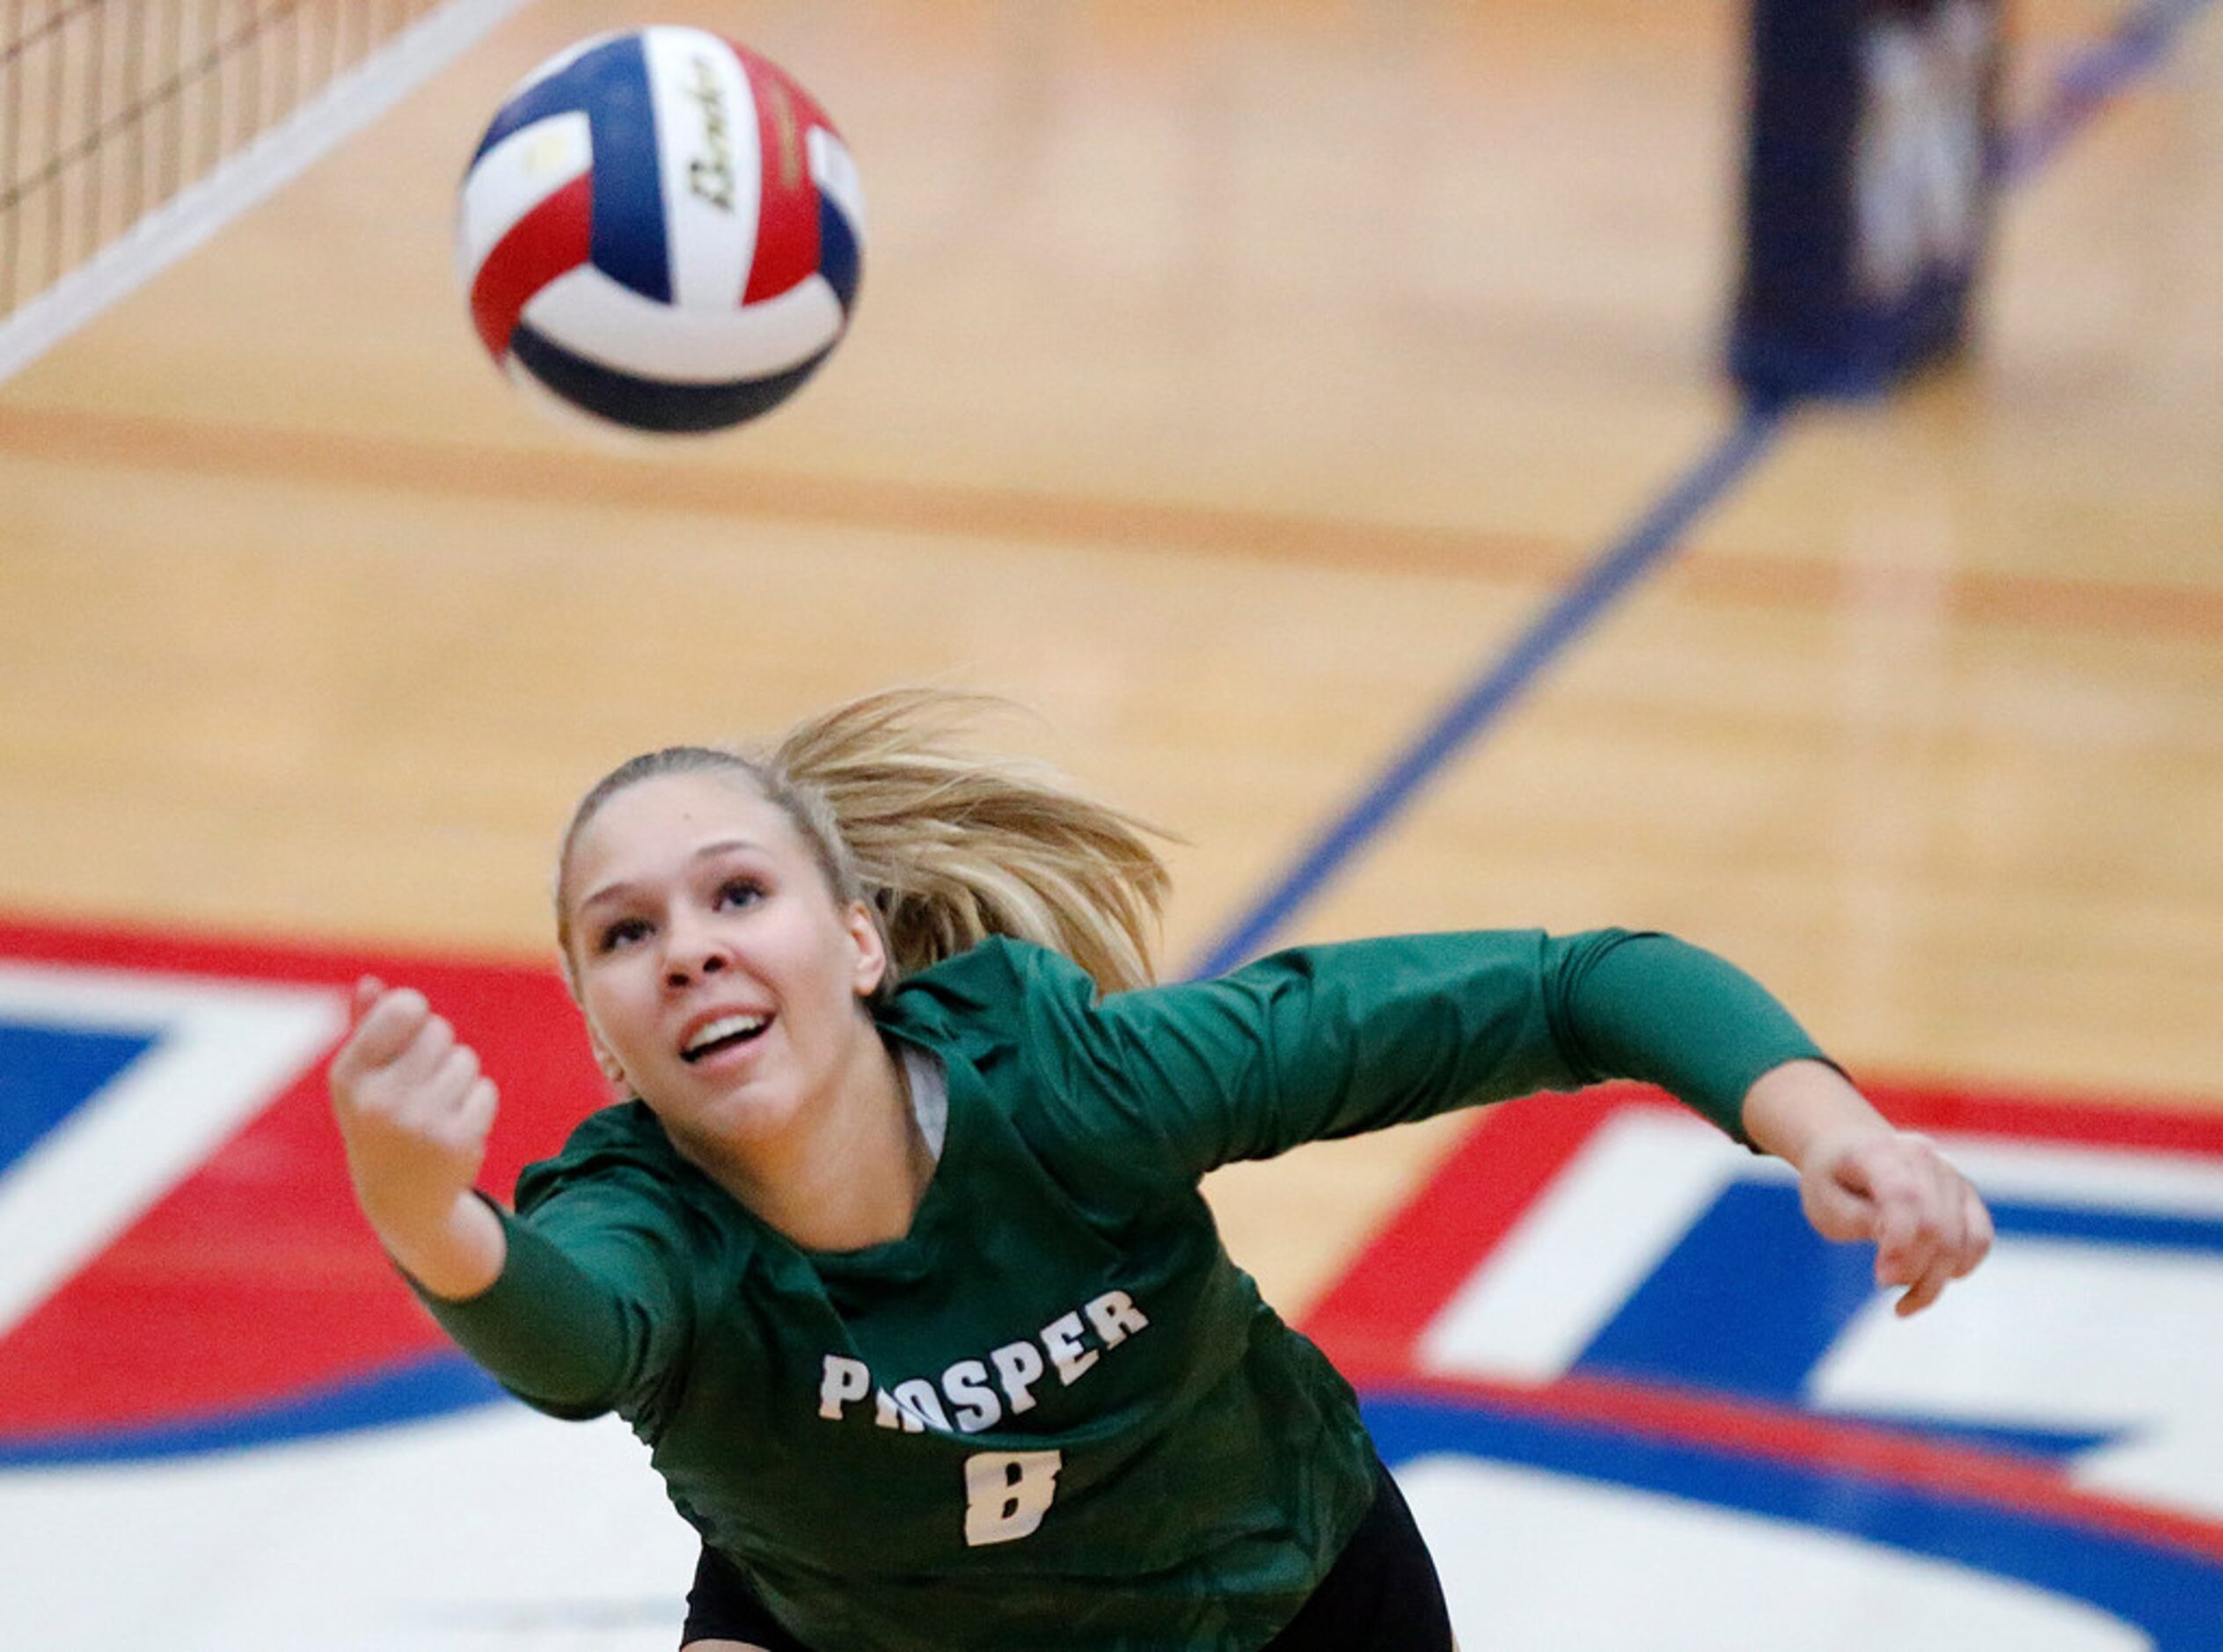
[556,690,1173,995]
[764,690,1172,993]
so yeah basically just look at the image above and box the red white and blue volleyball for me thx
[457,29,864,435]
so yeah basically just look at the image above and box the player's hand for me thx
[327,976,500,1246]
[1797,1127,1993,1317]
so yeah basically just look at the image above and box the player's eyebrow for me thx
[577,839,765,912]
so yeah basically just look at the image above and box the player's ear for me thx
[584,1023,629,1093]
[846,901,888,999]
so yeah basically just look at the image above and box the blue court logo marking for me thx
[0,926,595,1468]
[1310,1090,2223,1650]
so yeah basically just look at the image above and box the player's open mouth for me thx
[681,1012,771,1063]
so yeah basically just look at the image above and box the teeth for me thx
[684,1013,767,1056]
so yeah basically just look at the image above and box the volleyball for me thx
[457,28,864,435]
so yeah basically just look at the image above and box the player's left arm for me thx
[1742,1058,1993,1317]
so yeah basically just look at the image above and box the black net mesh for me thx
[0,0,442,325]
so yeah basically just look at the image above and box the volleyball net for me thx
[0,0,533,380]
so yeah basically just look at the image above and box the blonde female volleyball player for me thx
[328,689,1993,1652]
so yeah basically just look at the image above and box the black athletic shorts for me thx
[680,1453,1455,1650]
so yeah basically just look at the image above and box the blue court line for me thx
[1184,404,1785,979]
[1998,0,2215,182]
[1364,1394,2223,1652]
[0,1350,505,1467]
[1185,0,2212,978]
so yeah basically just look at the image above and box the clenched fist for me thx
[328,977,507,1299]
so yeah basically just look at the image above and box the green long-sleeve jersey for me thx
[420,928,1827,1650]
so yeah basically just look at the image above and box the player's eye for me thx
[595,917,651,954]
[715,876,766,910]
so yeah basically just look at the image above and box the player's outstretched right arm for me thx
[328,976,508,1301]
[328,979,669,1420]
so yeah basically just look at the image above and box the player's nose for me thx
[661,913,735,990]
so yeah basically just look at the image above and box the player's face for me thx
[560,771,888,1148]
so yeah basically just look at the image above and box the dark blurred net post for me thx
[1729,0,2006,404]
[0,0,531,375]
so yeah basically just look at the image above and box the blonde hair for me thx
[556,689,1173,995]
